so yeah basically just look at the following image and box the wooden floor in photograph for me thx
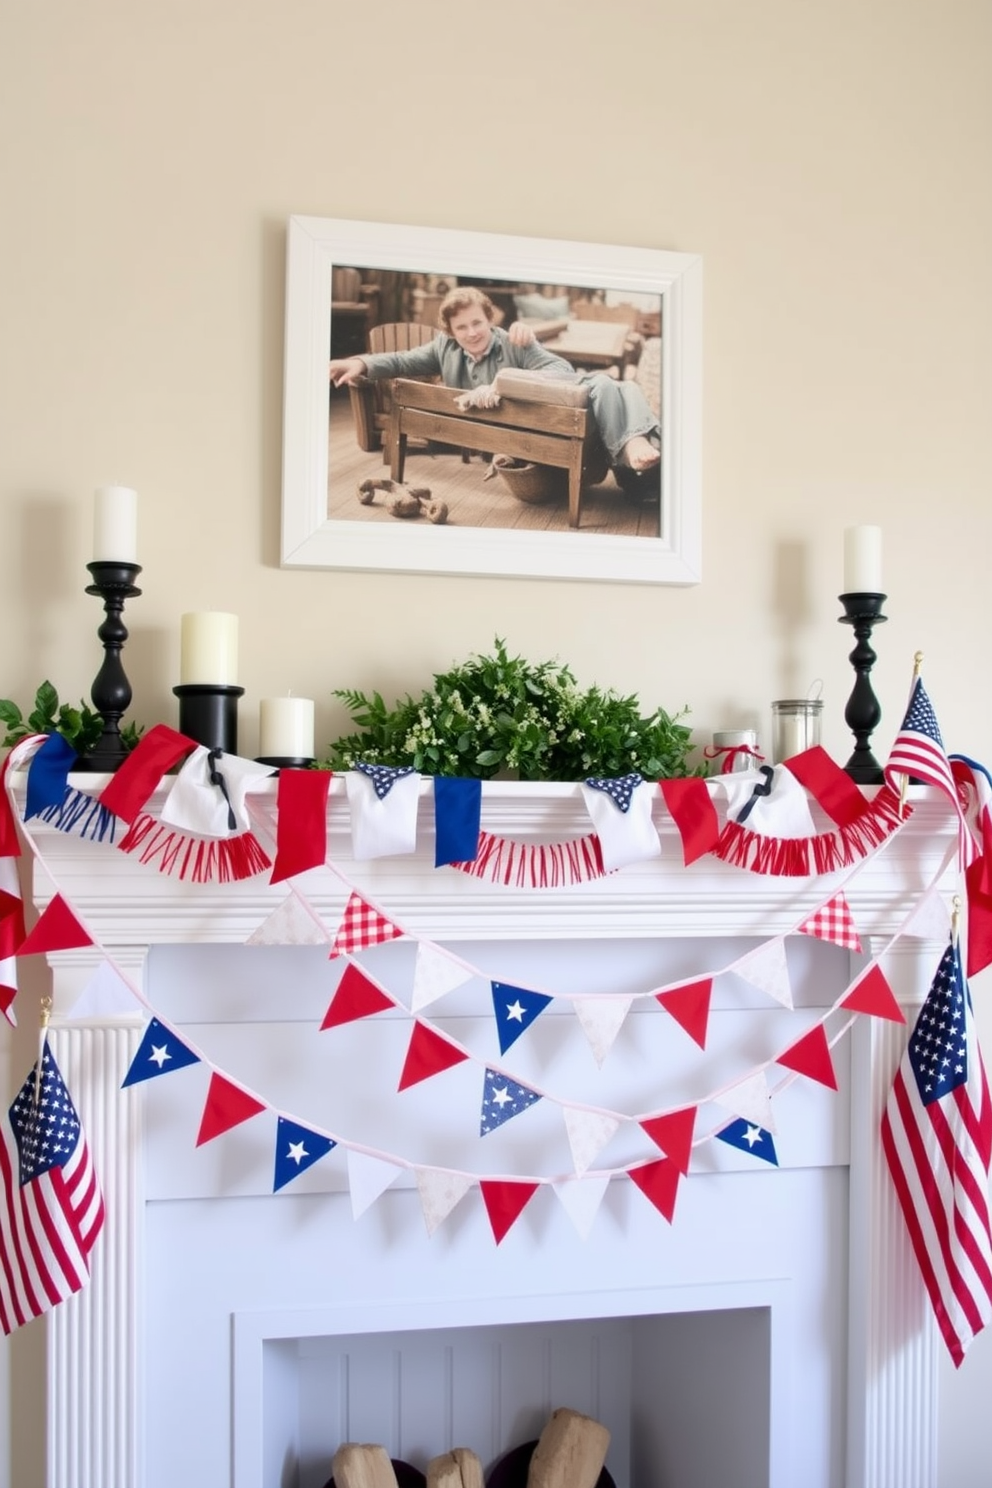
[326,391,660,540]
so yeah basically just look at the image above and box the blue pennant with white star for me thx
[121,1017,201,1087]
[355,761,417,800]
[272,1116,337,1192]
[480,1067,542,1136]
[491,981,553,1054]
[584,772,643,813]
[715,1118,779,1166]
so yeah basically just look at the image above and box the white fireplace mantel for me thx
[15,777,957,1488]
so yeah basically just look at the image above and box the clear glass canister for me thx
[770,699,823,763]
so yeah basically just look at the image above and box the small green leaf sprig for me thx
[322,638,701,781]
[0,681,142,754]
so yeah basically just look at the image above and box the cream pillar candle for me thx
[179,612,239,685]
[843,525,882,593]
[93,485,138,563]
[258,697,315,760]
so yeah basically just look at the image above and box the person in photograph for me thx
[328,286,660,475]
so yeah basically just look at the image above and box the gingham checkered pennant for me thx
[797,892,863,954]
[330,890,405,958]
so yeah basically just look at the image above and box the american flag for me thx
[884,676,976,868]
[0,1039,105,1335]
[881,938,992,1366]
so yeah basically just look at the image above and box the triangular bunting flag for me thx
[269,769,331,883]
[552,1175,611,1240]
[415,1168,473,1237]
[411,942,473,1012]
[330,890,405,958]
[656,979,712,1050]
[320,961,396,1029]
[902,887,953,943]
[715,1118,779,1166]
[562,1108,620,1175]
[628,1157,681,1222]
[660,777,722,866]
[640,1107,697,1174]
[272,1116,336,1191]
[491,981,553,1054]
[841,964,905,1024]
[480,1068,542,1135]
[713,1070,777,1133]
[398,1022,469,1091]
[122,1017,201,1086]
[246,893,329,946]
[67,959,141,1020]
[195,1072,267,1146]
[16,894,93,957]
[797,892,862,954]
[732,938,793,1009]
[479,1179,539,1244]
[572,996,633,1066]
[346,1149,402,1219]
[777,1024,838,1090]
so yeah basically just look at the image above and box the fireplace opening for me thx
[254,1309,771,1488]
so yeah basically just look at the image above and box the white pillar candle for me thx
[259,697,315,759]
[93,485,138,563]
[180,612,239,685]
[843,525,882,593]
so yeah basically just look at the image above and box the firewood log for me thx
[527,1408,610,1488]
[426,1447,484,1488]
[332,1442,400,1488]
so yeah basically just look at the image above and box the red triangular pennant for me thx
[628,1157,681,1222]
[398,1022,469,1090]
[479,1180,539,1244]
[16,894,93,956]
[320,961,395,1029]
[797,892,862,953]
[98,722,195,824]
[656,978,712,1049]
[965,859,992,977]
[195,1072,267,1146]
[777,1023,838,1090]
[270,769,331,884]
[660,778,720,865]
[330,891,405,958]
[639,1107,697,1174]
[841,964,905,1024]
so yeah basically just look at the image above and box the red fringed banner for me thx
[450,828,606,888]
[711,784,908,876]
[116,814,272,882]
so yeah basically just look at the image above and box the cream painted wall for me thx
[0,2,990,1484]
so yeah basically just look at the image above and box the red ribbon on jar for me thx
[705,731,765,774]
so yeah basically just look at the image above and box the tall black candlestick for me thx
[838,591,887,784]
[76,560,142,773]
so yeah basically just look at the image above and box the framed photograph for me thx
[281,216,702,585]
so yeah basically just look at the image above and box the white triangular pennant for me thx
[572,996,633,1066]
[713,1071,777,1133]
[65,959,141,1020]
[903,886,952,942]
[410,942,473,1013]
[552,1175,611,1239]
[346,1150,403,1218]
[733,938,793,1009]
[246,893,329,946]
[562,1107,621,1175]
[415,1167,473,1236]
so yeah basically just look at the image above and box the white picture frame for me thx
[281,215,702,585]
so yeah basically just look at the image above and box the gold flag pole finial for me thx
[913,650,924,678]
[952,894,962,947]
[33,996,52,1107]
[898,652,926,813]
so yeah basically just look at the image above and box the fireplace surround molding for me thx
[14,776,955,1488]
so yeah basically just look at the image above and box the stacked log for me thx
[528,1408,610,1488]
[426,1446,484,1488]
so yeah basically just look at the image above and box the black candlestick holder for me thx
[173,683,244,754]
[838,592,887,784]
[76,560,142,773]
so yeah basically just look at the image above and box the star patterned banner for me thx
[272,1117,336,1192]
[480,1069,542,1135]
[122,1018,201,1086]
[716,1119,779,1166]
[491,982,553,1053]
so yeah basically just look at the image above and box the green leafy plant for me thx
[322,638,701,781]
[0,681,142,754]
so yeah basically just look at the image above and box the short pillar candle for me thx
[843,525,882,594]
[180,612,239,685]
[258,697,315,761]
[93,486,138,564]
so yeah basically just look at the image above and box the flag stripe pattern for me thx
[881,939,992,1366]
[883,677,976,868]
[0,1041,105,1335]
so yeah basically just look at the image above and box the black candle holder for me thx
[76,560,142,773]
[838,592,887,784]
[173,683,245,755]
